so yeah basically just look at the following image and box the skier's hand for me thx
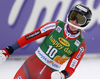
[0,49,9,64]
[51,71,66,79]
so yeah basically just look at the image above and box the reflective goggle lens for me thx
[69,11,86,25]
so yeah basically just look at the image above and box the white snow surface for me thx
[0,56,100,79]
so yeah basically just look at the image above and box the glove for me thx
[51,71,66,79]
[0,49,9,64]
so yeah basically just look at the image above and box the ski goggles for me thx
[69,11,86,25]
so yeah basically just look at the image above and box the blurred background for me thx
[0,0,100,79]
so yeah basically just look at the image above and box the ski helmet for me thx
[67,4,92,30]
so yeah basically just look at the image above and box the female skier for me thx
[0,4,92,79]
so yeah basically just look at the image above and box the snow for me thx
[0,57,100,79]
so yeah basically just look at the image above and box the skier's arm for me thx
[0,22,58,64]
[9,22,58,51]
[17,22,56,47]
[61,40,86,78]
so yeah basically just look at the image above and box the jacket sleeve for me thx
[5,21,59,55]
[11,22,58,49]
[17,22,54,47]
[62,40,86,77]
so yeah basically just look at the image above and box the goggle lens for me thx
[69,11,86,25]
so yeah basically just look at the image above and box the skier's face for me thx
[69,20,81,32]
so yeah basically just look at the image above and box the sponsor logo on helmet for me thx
[76,5,88,12]
[59,37,70,47]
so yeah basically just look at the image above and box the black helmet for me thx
[67,4,92,30]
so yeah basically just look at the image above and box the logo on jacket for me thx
[74,40,80,47]
[56,26,62,33]
[59,37,70,47]
[25,30,40,40]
